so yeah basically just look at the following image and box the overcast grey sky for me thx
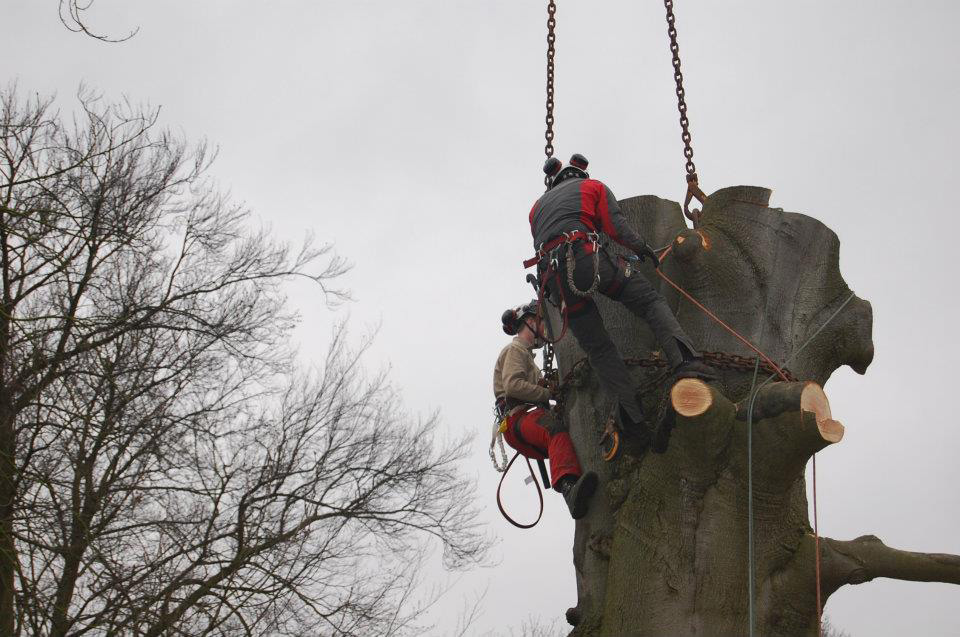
[4,1,960,635]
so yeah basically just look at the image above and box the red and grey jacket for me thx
[529,177,647,255]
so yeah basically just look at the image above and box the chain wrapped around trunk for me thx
[558,350,797,393]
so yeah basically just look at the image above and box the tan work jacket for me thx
[493,337,550,406]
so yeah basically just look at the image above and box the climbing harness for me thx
[522,230,599,269]
[521,231,602,352]
[663,0,708,227]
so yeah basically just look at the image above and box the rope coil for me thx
[565,242,601,297]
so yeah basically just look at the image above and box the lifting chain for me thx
[540,0,559,373]
[663,0,707,227]
[544,0,557,186]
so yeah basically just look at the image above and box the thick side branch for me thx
[736,382,831,427]
[744,381,843,466]
[728,382,843,493]
[823,535,960,593]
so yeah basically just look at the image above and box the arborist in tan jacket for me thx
[493,299,597,519]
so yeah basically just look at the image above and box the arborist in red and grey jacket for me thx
[526,153,713,440]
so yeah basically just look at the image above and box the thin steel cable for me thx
[662,257,854,633]
[741,290,856,637]
[747,291,858,395]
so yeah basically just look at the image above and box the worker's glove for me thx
[635,244,660,267]
[540,377,559,398]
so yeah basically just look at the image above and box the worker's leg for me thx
[513,409,597,519]
[597,250,697,368]
[551,247,646,423]
[510,409,581,488]
[532,410,581,488]
[502,414,547,461]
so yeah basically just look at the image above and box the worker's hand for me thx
[635,244,660,267]
[547,378,560,399]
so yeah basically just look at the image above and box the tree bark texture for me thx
[554,186,959,636]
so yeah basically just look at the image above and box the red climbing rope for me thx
[533,265,569,346]
[496,450,545,529]
[813,453,822,636]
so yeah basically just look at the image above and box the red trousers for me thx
[503,407,581,488]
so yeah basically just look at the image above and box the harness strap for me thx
[523,230,598,268]
[509,408,553,491]
[534,263,569,344]
[496,451,544,529]
[565,298,591,317]
[600,255,629,299]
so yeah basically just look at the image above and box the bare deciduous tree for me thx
[0,85,486,636]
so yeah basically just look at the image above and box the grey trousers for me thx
[546,243,697,423]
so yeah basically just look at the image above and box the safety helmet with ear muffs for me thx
[501,299,540,335]
[544,153,590,189]
[543,157,562,187]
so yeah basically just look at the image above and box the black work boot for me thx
[673,357,717,381]
[617,404,652,455]
[673,340,717,381]
[652,403,676,454]
[557,472,598,520]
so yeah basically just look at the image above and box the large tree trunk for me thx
[556,186,959,636]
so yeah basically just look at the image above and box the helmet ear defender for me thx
[569,153,588,171]
[501,309,520,335]
[543,154,588,188]
[501,300,540,335]
[543,157,562,178]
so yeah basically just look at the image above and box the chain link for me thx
[558,350,796,392]
[540,1,559,361]
[664,0,697,181]
[544,0,557,186]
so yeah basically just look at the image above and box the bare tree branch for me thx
[58,0,139,42]
[823,535,960,592]
[0,85,487,636]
